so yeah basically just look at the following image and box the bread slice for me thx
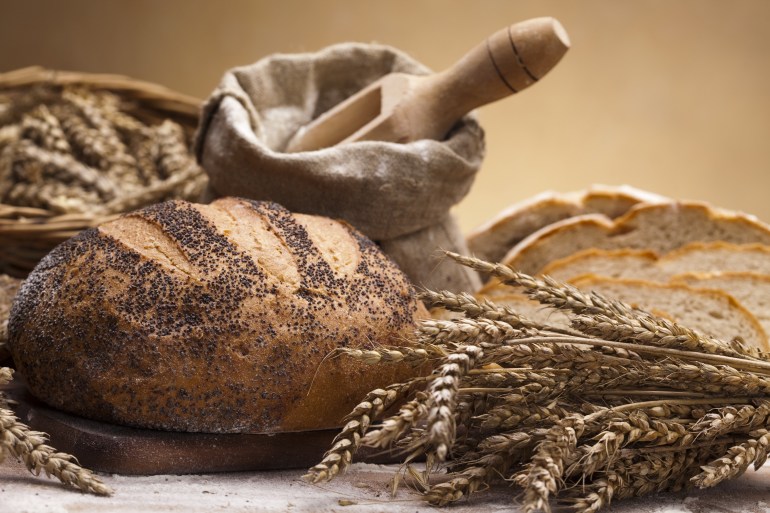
[503,202,770,275]
[672,272,770,340]
[659,242,770,276]
[466,185,668,265]
[540,248,659,282]
[541,242,770,284]
[538,241,770,283]
[569,275,769,351]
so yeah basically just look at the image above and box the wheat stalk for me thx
[304,376,428,483]
[691,429,770,488]
[516,414,585,513]
[0,367,111,495]
[416,345,484,461]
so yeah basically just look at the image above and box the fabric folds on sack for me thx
[196,42,485,292]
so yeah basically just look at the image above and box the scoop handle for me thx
[410,17,570,140]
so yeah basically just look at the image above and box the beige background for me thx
[2,0,769,234]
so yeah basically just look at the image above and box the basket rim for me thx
[0,66,202,119]
[0,202,120,219]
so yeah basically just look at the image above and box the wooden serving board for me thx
[4,382,385,475]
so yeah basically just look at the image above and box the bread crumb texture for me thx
[8,198,426,433]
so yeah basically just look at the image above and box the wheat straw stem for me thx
[607,398,752,415]
[586,390,708,399]
[623,361,770,396]
[571,313,753,360]
[506,336,770,375]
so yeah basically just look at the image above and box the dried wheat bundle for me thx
[0,85,205,215]
[306,252,770,512]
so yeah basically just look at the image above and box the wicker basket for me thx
[0,66,207,277]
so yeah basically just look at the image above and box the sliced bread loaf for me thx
[466,185,667,265]
[503,202,770,275]
[569,275,769,351]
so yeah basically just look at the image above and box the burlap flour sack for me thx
[195,43,485,292]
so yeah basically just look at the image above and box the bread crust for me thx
[9,198,428,433]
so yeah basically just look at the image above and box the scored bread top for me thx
[503,202,770,276]
[9,197,428,434]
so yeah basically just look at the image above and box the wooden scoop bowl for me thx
[285,17,570,153]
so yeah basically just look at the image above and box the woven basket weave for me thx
[0,66,206,277]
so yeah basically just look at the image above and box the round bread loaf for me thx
[8,197,428,433]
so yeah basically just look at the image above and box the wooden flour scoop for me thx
[286,17,570,153]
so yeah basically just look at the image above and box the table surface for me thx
[2,458,770,513]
